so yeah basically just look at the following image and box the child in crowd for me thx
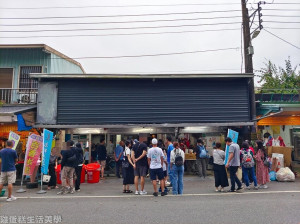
[84,148,89,165]
[159,149,169,193]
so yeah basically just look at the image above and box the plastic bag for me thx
[269,171,276,181]
[276,167,295,182]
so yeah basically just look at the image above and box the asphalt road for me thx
[1,176,300,224]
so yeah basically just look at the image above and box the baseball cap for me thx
[152,138,158,145]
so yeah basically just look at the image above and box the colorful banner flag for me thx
[8,131,20,150]
[41,129,54,175]
[23,134,43,176]
[224,129,239,165]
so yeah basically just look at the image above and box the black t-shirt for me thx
[97,144,107,161]
[133,143,147,166]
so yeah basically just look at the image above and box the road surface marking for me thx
[1,190,300,200]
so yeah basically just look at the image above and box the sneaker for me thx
[161,192,167,196]
[220,188,225,192]
[227,189,236,193]
[140,191,147,195]
[75,189,80,192]
[254,186,259,190]
[262,185,268,189]
[236,187,244,193]
[6,196,17,202]
[135,190,140,195]
[249,182,253,186]
[69,189,75,194]
[165,181,170,186]
[57,190,66,195]
[153,192,158,197]
[246,186,251,190]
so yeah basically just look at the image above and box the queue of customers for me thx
[0,136,271,201]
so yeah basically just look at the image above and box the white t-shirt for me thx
[147,147,164,169]
[123,147,131,160]
[162,154,167,171]
[170,148,185,164]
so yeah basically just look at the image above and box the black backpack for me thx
[174,149,184,167]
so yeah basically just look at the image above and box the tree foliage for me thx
[257,57,300,93]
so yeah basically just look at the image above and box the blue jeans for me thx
[172,165,184,195]
[168,163,174,186]
[242,166,257,187]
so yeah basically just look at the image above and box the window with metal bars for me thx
[19,66,42,89]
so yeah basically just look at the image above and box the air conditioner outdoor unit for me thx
[19,93,37,104]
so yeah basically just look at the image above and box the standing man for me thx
[194,139,207,179]
[114,141,124,178]
[132,140,148,195]
[225,137,243,193]
[0,140,18,202]
[147,138,166,197]
[74,142,84,192]
[57,140,77,195]
[97,139,107,180]
[166,136,174,187]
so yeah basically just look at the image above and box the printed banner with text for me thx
[8,131,20,150]
[23,134,43,176]
[41,129,54,175]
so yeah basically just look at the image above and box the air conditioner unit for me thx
[19,93,37,104]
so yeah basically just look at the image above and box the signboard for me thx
[23,134,43,176]
[224,129,239,165]
[41,129,54,175]
[8,131,20,150]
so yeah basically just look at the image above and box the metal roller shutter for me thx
[57,78,250,125]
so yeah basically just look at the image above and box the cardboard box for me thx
[266,146,292,167]
[185,153,196,160]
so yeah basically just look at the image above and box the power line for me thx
[0,15,242,27]
[262,28,300,50]
[0,28,241,39]
[0,3,241,10]
[0,10,242,20]
[0,2,298,10]
[0,21,242,33]
[264,27,300,29]
[264,21,300,24]
[264,15,300,18]
[47,47,239,59]
[263,9,300,11]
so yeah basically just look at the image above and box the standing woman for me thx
[122,140,135,193]
[254,140,270,189]
[48,151,58,190]
[240,141,258,190]
[213,143,229,192]
[170,142,185,195]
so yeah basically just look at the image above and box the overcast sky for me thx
[0,0,299,86]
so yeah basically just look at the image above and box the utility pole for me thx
[241,0,256,122]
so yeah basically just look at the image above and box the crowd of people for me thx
[0,135,272,202]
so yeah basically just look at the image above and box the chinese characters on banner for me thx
[8,131,20,150]
[224,129,239,165]
[23,134,43,176]
[41,129,54,175]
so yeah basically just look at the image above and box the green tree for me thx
[257,57,300,93]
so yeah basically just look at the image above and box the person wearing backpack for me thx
[170,142,185,195]
[194,139,207,179]
[240,142,258,190]
[57,140,77,195]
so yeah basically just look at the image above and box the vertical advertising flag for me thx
[224,129,239,165]
[23,134,43,176]
[41,129,54,175]
[8,131,20,150]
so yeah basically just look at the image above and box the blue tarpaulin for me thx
[17,114,32,131]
